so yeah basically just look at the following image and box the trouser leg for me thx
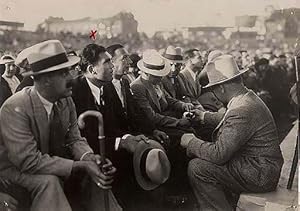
[16,174,71,211]
[187,158,248,211]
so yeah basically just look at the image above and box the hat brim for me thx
[0,59,14,65]
[137,60,171,77]
[133,140,166,191]
[203,68,249,89]
[163,57,184,64]
[22,55,80,77]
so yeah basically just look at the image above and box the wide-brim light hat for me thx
[133,140,171,191]
[0,55,15,65]
[203,54,249,89]
[162,46,184,63]
[137,49,170,77]
[22,40,80,76]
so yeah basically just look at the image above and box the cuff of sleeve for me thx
[80,151,93,161]
[115,137,121,151]
[115,134,132,151]
[186,138,205,158]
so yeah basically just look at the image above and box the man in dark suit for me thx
[161,46,184,100]
[0,58,13,107]
[72,44,168,209]
[0,40,117,211]
[181,54,283,210]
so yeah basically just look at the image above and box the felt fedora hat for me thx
[0,55,15,65]
[137,49,170,77]
[22,40,80,76]
[133,140,171,191]
[203,54,249,89]
[162,46,184,63]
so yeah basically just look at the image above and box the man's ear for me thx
[87,65,94,74]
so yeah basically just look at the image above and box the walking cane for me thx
[78,110,110,211]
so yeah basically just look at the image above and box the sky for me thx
[0,0,299,35]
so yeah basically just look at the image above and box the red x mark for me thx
[89,30,97,40]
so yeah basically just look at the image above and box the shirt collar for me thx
[186,67,196,81]
[36,90,53,117]
[86,77,103,105]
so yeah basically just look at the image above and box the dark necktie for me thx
[49,102,66,157]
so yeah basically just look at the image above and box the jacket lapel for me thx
[182,69,197,96]
[141,78,161,112]
[29,88,50,154]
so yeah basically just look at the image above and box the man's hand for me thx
[152,129,170,146]
[180,133,195,148]
[177,117,191,128]
[72,160,116,189]
[119,134,150,153]
[0,192,18,211]
[183,103,194,112]
[190,109,205,123]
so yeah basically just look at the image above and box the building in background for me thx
[40,11,138,38]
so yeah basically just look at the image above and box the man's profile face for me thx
[149,74,163,85]
[48,67,78,99]
[92,52,114,82]
[112,48,132,78]
[190,51,203,69]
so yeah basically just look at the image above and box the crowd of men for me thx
[0,38,297,211]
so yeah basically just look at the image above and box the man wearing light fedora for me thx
[181,54,284,210]
[131,49,195,134]
[179,49,225,113]
[161,46,184,100]
[0,40,119,211]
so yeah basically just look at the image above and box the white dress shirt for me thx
[86,78,103,105]
[36,90,53,120]
[112,78,125,107]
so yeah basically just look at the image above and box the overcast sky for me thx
[0,0,299,34]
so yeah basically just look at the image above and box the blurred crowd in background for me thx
[0,29,298,122]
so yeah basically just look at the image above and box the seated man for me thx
[161,45,184,100]
[0,40,117,211]
[72,44,168,209]
[181,54,284,211]
[131,49,195,140]
[0,177,30,211]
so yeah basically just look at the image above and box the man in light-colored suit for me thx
[0,40,118,211]
[181,54,284,210]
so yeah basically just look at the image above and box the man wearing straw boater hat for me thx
[161,45,184,99]
[0,40,119,211]
[180,54,284,210]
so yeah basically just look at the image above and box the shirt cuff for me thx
[80,151,93,161]
[115,134,132,151]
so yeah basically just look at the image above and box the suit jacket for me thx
[131,76,186,128]
[161,76,182,100]
[0,87,92,181]
[72,76,154,158]
[177,68,202,104]
[186,89,283,190]
[0,77,12,107]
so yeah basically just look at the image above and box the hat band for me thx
[30,53,68,72]
[140,148,152,182]
[144,62,165,70]
[164,54,183,61]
